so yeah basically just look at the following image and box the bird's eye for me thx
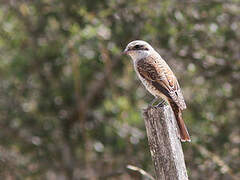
[133,44,148,50]
[134,45,140,49]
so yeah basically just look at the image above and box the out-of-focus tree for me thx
[0,0,239,179]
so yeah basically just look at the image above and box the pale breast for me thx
[134,63,168,101]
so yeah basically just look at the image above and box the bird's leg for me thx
[150,98,158,106]
[149,98,166,108]
[156,100,165,107]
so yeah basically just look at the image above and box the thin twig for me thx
[193,143,239,180]
[127,165,155,180]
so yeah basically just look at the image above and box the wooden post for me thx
[143,105,189,180]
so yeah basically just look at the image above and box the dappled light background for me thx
[0,0,239,179]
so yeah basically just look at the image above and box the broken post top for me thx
[143,105,189,180]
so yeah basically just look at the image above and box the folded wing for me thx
[137,57,186,110]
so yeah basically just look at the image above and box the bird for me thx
[123,40,191,142]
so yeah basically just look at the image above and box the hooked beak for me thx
[123,48,128,55]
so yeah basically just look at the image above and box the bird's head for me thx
[123,40,154,60]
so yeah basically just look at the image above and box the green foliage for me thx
[0,0,240,179]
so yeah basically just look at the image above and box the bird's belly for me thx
[137,75,168,101]
[134,62,168,101]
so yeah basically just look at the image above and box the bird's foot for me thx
[150,98,158,106]
[148,99,166,108]
[156,100,165,107]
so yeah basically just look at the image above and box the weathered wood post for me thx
[142,105,189,180]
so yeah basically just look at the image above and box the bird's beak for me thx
[123,48,128,55]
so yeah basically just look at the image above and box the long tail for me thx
[169,100,191,142]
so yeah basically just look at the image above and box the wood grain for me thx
[143,105,189,180]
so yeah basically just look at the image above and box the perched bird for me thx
[123,40,191,142]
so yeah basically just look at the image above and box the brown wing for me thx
[137,57,186,110]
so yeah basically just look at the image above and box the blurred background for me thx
[0,0,240,179]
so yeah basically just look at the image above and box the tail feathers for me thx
[176,111,191,142]
[169,100,191,142]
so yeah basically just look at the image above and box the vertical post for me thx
[143,105,189,180]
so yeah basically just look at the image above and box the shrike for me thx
[124,40,190,142]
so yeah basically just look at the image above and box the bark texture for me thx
[143,105,189,180]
